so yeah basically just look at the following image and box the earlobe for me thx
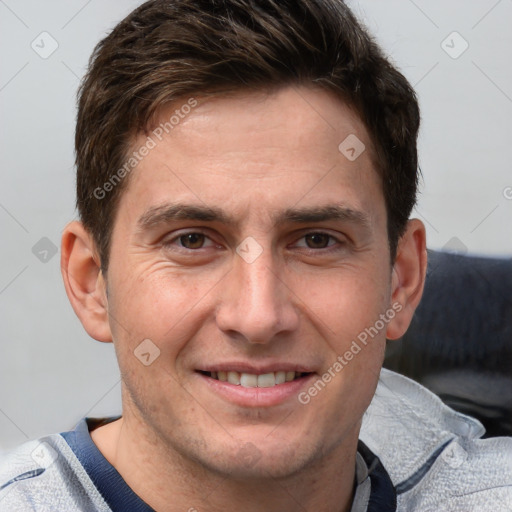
[61,221,112,343]
[386,219,427,340]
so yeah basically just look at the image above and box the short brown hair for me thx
[75,0,420,270]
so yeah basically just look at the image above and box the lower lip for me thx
[197,373,315,408]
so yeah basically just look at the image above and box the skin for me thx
[61,86,427,512]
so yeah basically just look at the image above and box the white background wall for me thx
[1,0,511,450]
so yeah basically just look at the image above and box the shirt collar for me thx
[62,418,396,512]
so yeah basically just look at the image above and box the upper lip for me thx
[197,363,316,374]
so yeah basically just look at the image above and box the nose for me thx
[215,245,299,344]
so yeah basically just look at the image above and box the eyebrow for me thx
[137,202,372,232]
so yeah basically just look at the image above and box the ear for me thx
[386,219,427,340]
[61,221,112,343]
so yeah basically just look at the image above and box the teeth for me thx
[240,373,258,387]
[227,371,240,385]
[209,370,304,387]
[257,373,275,388]
[275,371,286,384]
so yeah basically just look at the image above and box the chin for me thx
[202,435,320,481]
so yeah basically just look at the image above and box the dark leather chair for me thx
[384,250,512,437]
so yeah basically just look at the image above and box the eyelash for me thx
[162,230,345,253]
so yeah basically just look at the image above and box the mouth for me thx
[198,370,311,388]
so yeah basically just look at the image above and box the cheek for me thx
[107,266,222,362]
[291,263,389,411]
[291,265,391,346]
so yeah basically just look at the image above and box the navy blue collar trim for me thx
[62,418,396,512]
[61,417,155,511]
[358,440,397,511]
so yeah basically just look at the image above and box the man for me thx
[1,0,511,510]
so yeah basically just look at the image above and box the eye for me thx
[294,232,339,250]
[304,233,335,249]
[163,231,216,250]
[179,232,207,249]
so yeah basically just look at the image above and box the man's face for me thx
[105,86,393,478]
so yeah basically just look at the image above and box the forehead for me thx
[154,87,378,170]
[118,86,384,228]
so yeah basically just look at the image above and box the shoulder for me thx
[361,369,512,511]
[0,433,110,511]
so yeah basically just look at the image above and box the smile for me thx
[201,370,309,388]
[196,366,316,407]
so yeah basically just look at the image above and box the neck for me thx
[91,414,358,512]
